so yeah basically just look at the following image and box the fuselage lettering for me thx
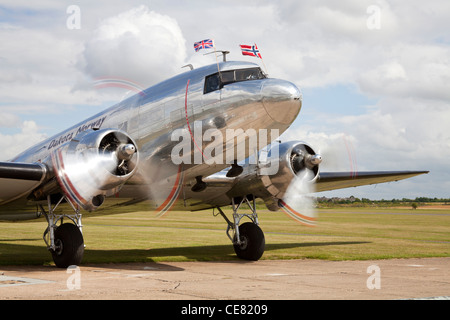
[47,116,106,150]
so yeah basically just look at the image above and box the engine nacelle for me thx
[50,129,138,211]
[259,141,321,210]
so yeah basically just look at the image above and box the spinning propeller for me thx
[51,129,138,211]
[279,144,322,226]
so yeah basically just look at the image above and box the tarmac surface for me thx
[0,257,449,300]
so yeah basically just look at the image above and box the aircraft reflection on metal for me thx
[0,60,428,267]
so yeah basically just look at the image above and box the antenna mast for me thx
[204,50,230,62]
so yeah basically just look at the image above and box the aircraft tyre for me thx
[51,223,84,268]
[233,222,265,261]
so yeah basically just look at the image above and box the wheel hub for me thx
[54,239,63,256]
[237,236,248,250]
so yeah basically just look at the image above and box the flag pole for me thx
[212,39,221,76]
[257,43,269,75]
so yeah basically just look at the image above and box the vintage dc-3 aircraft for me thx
[0,60,428,267]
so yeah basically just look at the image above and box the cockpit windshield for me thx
[204,67,266,94]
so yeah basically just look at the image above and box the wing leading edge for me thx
[0,162,48,204]
[316,170,429,193]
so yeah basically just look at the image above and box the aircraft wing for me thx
[315,170,429,193]
[0,162,48,204]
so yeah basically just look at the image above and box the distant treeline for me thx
[316,196,450,209]
[316,196,450,205]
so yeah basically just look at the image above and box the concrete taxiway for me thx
[0,258,449,300]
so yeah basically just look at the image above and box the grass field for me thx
[0,205,449,266]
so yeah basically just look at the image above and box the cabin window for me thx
[204,67,266,94]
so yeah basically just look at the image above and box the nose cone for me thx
[261,79,302,125]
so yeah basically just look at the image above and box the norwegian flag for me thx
[194,39,214,52]
[240,44,262,59]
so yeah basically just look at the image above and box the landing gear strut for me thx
[216,195,265,261]
[39,195,84,268]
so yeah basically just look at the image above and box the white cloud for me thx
[0,4,191,159]
[0,113,21,128]
[262,1,450,198]
[79,5,187,88]
[0,121,47,161]
[357,43,450,101]
[0,22,91,109]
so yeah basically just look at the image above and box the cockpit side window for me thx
[236,68,265,81]
[221,71,235,85]
[204,67,266,94]
[204,73,221,93]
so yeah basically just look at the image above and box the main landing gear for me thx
[216,195,265,261]
[39,195,84,268]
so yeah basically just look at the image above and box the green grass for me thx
[0,206,449,266]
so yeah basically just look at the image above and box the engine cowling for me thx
[259,141,321,210]
[50,129,138,211]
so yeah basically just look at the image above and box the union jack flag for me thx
[240,44,262,59]
[194,39,214,52]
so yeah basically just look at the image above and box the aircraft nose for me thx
[261,79,302,125]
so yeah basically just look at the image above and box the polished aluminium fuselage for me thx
[9,61,302,214]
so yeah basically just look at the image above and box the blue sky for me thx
[0,1,449,199]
